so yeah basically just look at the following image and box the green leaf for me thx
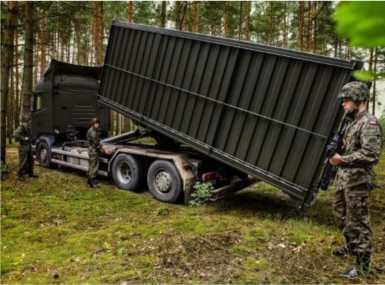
[353,70,374,82]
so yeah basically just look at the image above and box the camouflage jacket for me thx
[13,125,32,145]
[87,127,101,152]
[336,110,383,188]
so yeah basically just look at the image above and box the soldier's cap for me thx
[337,81,370,102]
[89,117,100,126]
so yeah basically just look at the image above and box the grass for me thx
[1,147,385,283]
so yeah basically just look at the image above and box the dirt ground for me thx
[1,147,385,283]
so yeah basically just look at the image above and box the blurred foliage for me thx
[334,2,385,48]
[334,2,385,80]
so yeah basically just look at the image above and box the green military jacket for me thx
[87,127,101,153]
[336,110,382,188]
[13,125,31,146]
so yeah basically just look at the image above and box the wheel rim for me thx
[117,162,132,184]
[154,171,172,193]
[40,148,48,163]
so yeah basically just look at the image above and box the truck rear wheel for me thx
[147,160,183,203]
[112,154,144,191]
[37,141,51,167]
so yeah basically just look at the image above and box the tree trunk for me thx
[372,48,377,115]
[128,1,134,22]
[175,2,181,30]
[368,48,374,72]
[92,2,104,65]
[33,33,38,88]
[224,2,230,37]
[238,1,243,40]
[160,1,167,28]
[1,1,18,164]
[244,1,251,40]
[305,2,312,51]
[311,2,317,52]
[38,12,48,78]
[74,17,81,64]
[8,63,14,143]
[15,32,20,131]
[21,2,35,124]
[333,37,338,57]
[283,2,288,48]
[298,2,304,50]
[175,1,188,31]
[191,2,199,32]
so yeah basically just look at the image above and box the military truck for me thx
[33,22,362,208]
[33,60,254,204]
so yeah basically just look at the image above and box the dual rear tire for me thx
[111,154,183,203]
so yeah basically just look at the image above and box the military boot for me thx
[88,178,99,188]
[341,253,370,279]
[88,178,96,188]
[29,174,38,178]
[357,253,370,275]
[341,266,359,279]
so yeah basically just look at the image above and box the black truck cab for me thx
[32,59,110,143]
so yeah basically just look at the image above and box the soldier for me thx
[329,81,382,278]
[13,118,38,181]
[86,118,109,188]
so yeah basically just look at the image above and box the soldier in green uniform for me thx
[13,119,38,181]
[86,118,110,188]
[87,118,102,188]
[329,81,382,278]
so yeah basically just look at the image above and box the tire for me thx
[147,160,183,203]
[111,154,144,191]
[37,141,51,167]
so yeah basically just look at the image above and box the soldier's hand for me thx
[24,137,29,141]
[329,153,344,166]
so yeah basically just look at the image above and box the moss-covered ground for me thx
[1,148,384,283]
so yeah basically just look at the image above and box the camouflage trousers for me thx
[88,148,99,180]
[334,184,373,256]
[18,145,34,177]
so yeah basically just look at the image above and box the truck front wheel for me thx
[147,160,183,203]
[111,154,144,191]
[37,141,51,167]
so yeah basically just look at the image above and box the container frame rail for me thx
[34,129,257,204]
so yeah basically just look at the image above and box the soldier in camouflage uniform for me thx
[329,81,382,278]
[87,118,102,188]
[13,119,38,181]
[86,118,110,188]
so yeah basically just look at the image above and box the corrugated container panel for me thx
[99,22,361,206]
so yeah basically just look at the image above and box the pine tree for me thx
[21,2,35,124]
[160,1,167,27]
[92,2,104,65]
[1,1,18,163]
[128,1,134,22]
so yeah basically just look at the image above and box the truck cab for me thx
[32,60,110,166]
[32,59,110,142]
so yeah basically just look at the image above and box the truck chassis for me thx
[34,129,256,204]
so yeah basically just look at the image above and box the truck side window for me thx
[33,92,44,111]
